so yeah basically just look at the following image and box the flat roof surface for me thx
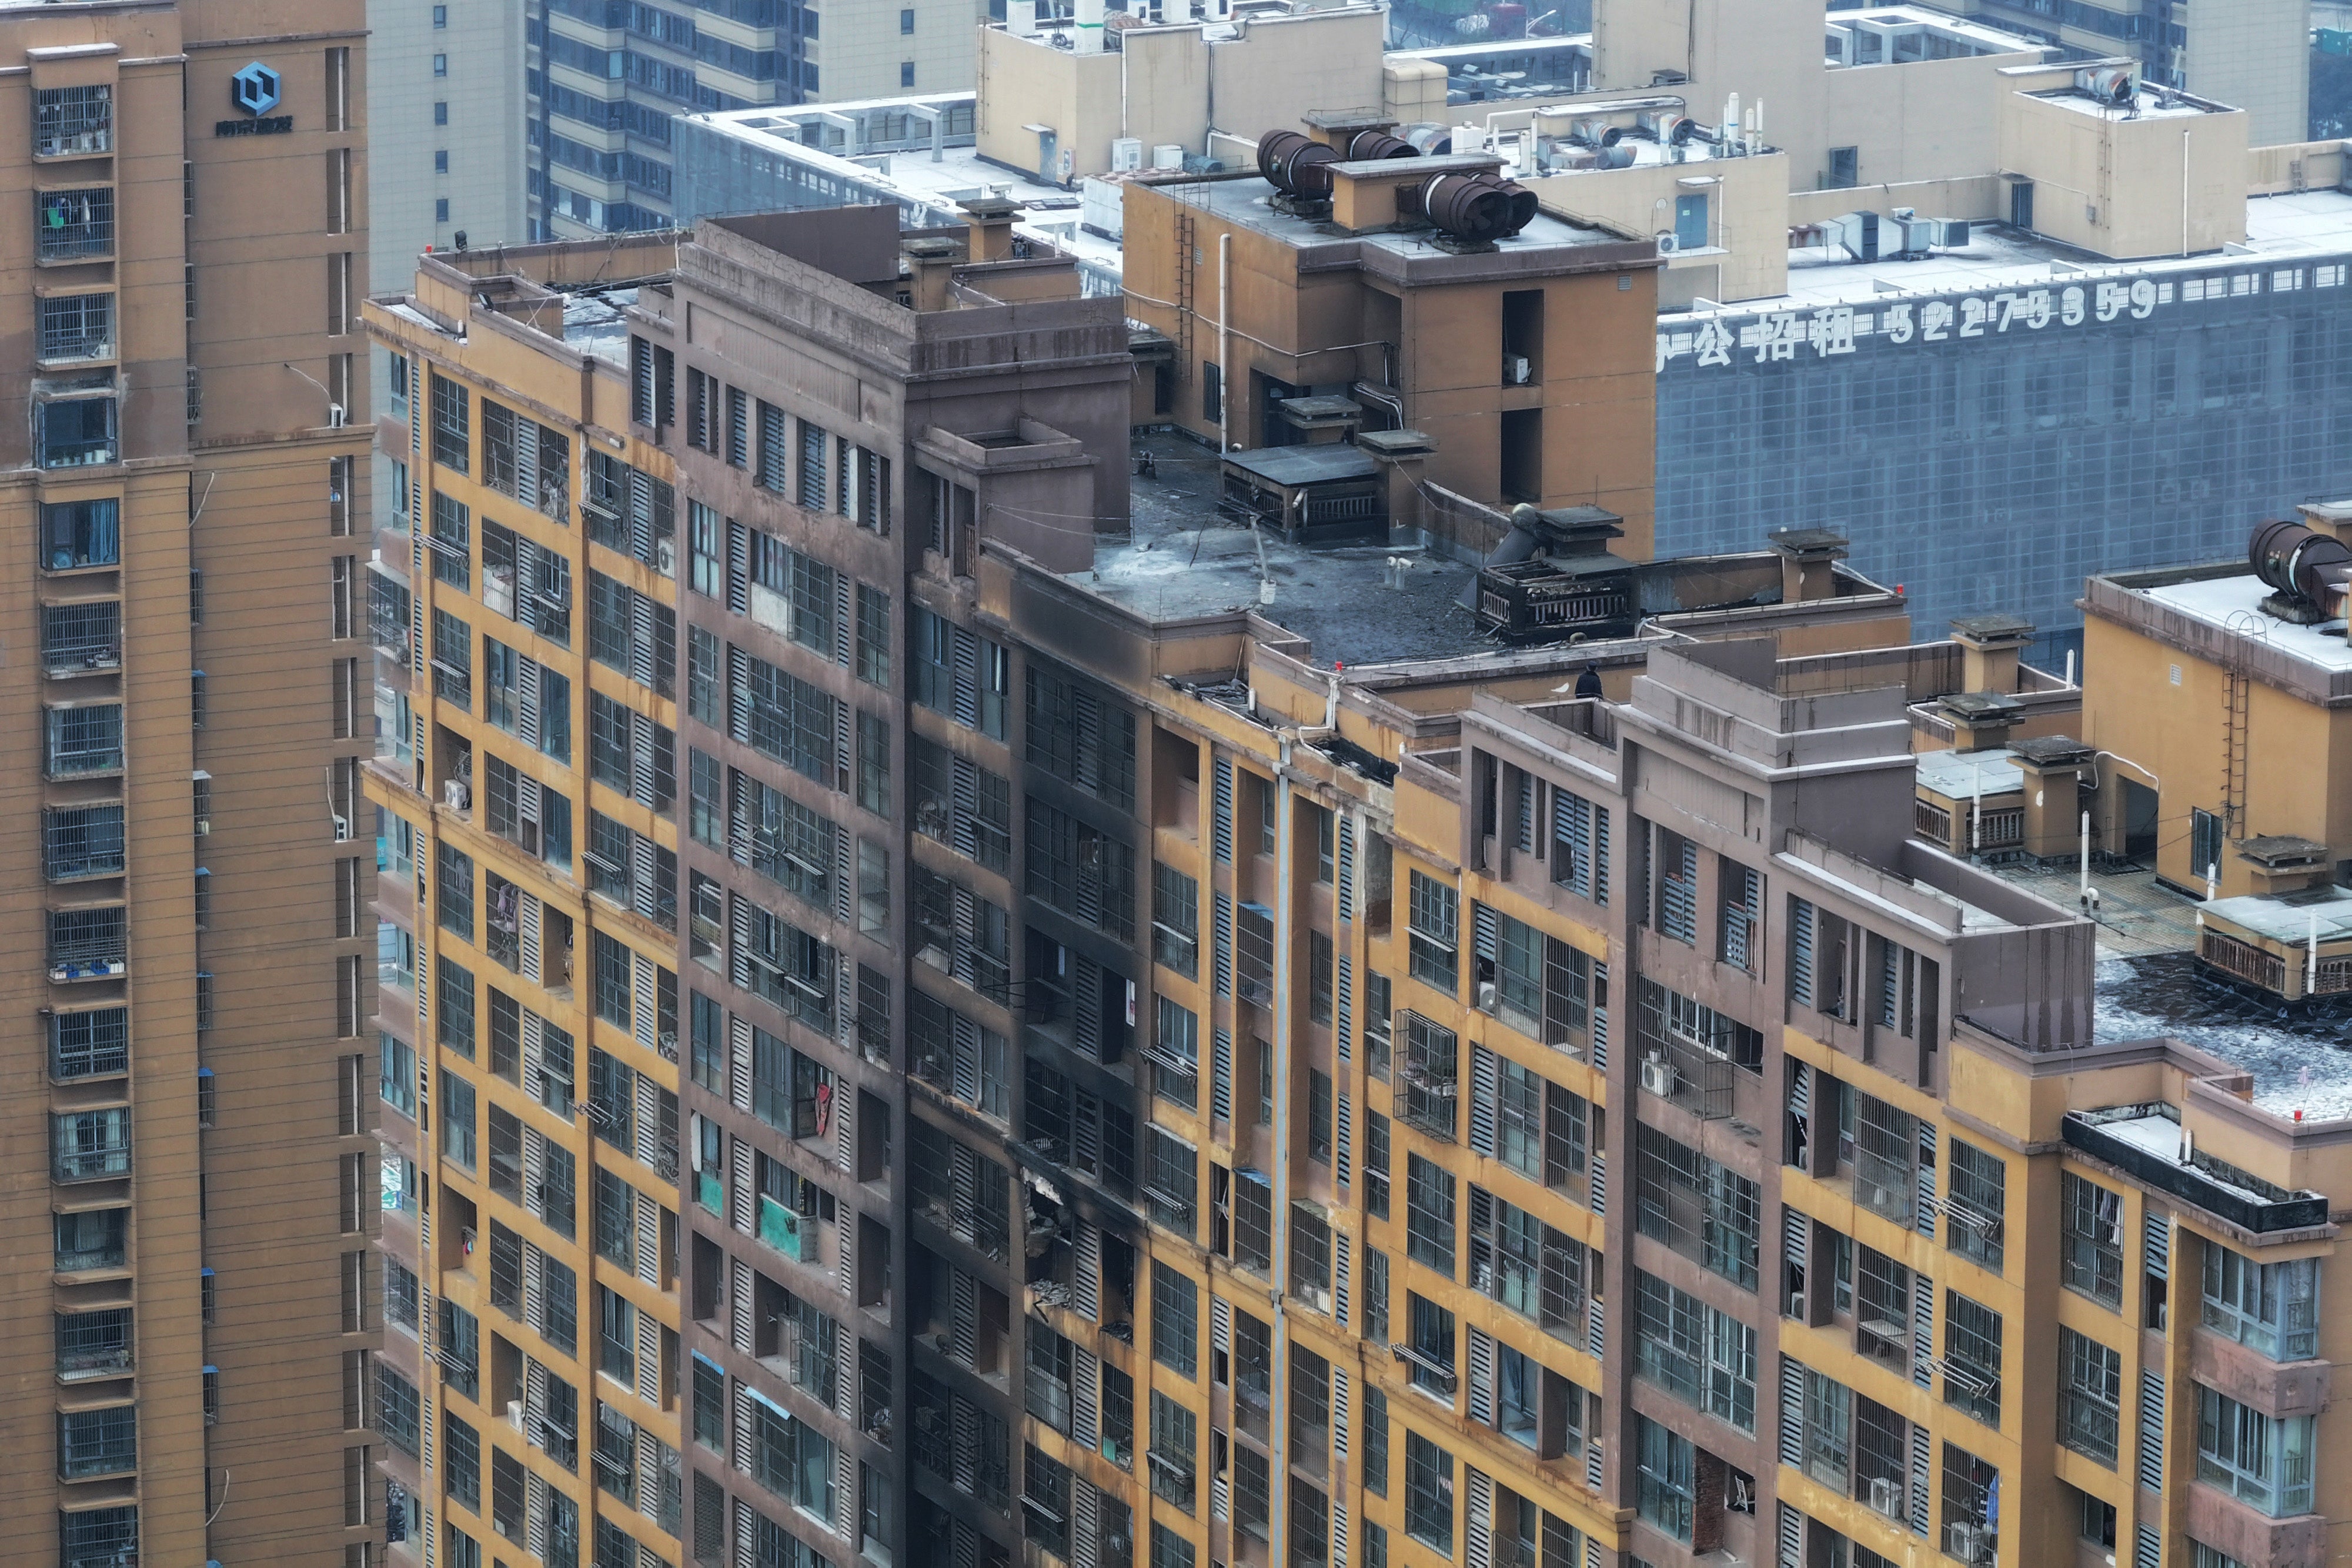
[1915,746,2023,801]
[1225,445,1381,486]
[1084,446,1491,664]
[1663,188,2352,318]
[1828,5,2046,54]
[562,287,638,368]
[2096,951,2352,1118]
[2205,889,2352,943]
[2139,573,2352,671]
[683,105,1127,285]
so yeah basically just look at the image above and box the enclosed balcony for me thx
[52,1106,132,1182]
[37,187,113,260]
[42,600,119,676]
[49,904,126,981]
[36,293,113,366]
[43,804,124,882]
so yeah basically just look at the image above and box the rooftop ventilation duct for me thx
[2076,65,2136,105]
[2250,520,2352,623]
[1421,170,1539,243]
[1258,129,1341,198]
[1342,128,1418,161]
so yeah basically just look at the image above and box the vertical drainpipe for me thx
[1267,735,1297,1561]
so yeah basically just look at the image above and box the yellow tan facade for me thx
[365,235,689,1568]
[1,5,376,1567]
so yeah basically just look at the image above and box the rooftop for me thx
[559,286,640,368]
[1662,188,2352,321]
[1825,5,2047,63]
[680,102,1126,290]
[1085,446,1490,664]
[1147,172,1642,265]
[2135,571,2352,673]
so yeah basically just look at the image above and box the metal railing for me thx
[43,600,119,673]
[44,804,124,881]
[37,188,113,259]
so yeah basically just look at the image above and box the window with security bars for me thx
[45,703,121,777]
[1946,1138,2007,1269]
[1406,1154,1456,1275]
[36,83,111,155]
[1408,870,1458,992]
[1398,1012,1458,1138]
[1633,1271,1756,1429]
[2061,1171,2124,1308]
[431,608,472,707]
[1145,1128,1197,1239]
[56,1306,132,1377]
[1233,1171,1274,1273]
[747,526,836,654]
[1365,1109,1392,1217]
[1404,1431,1454,1553]
[1943,1291,2003,1424]
[1153,861,1199,978]
[37,291,112,363]
[2057,1326,2122,1465]
[431,375,469,470]
[1942,1444,1999,1565]
[50,1007,128,1079]
[1025,1325,1076,1433]
[1026,798,1137,943]
[1634,1415,1694,1542]
[1291,1205,1333,1310]
[1102,1362,1136,1464]
[1024,1444,1073,1556]
[587,573,676,696]
[1148,1393,1196,1509]
[1231,1437,1271,1539]
[1027,662,1137,809]
[1853,1246,1912,1368]
[1850,1090,1918,1226]
[1634,1122,1760,1289]
[1150,1262,1197,1376]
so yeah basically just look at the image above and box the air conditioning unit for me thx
[1477,980,1501,1011]
[1867,1477,1902,1516]
[1502,355,1531,385]
[328,403,348,429]
[1948,1523,1988,1562]
[1640,1055,1678,1096]
[1655,232,1679,254]
[331,812,353,842]
[1786,1290,1807,1319]
[1151,143,1186,170]
[1111,136,1144,172]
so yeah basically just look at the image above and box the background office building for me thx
[0,3,377,1567]
[526,0,994,240]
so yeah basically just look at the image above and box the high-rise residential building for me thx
[362,230,690,1567]
[0,3,373,1566]
[373,191,2352,1568]
[524,0,992,242]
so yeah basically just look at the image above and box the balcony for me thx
[35,86,112,157]
[37,293,113,366]
[44,804,124,882]
[42,600,120,676]
[53,1108,132,1182]
[38,188,114,260]
[37,394,116,468]
[49,906,127,981]
[43,703,123,774]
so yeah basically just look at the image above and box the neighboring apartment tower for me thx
[0,4,374,1567]
[362,234,691,1567]
[639,203,1132,1568]
[526,0,990,241]
[367,0,529,278]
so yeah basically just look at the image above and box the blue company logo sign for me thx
[216,62,291,137]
